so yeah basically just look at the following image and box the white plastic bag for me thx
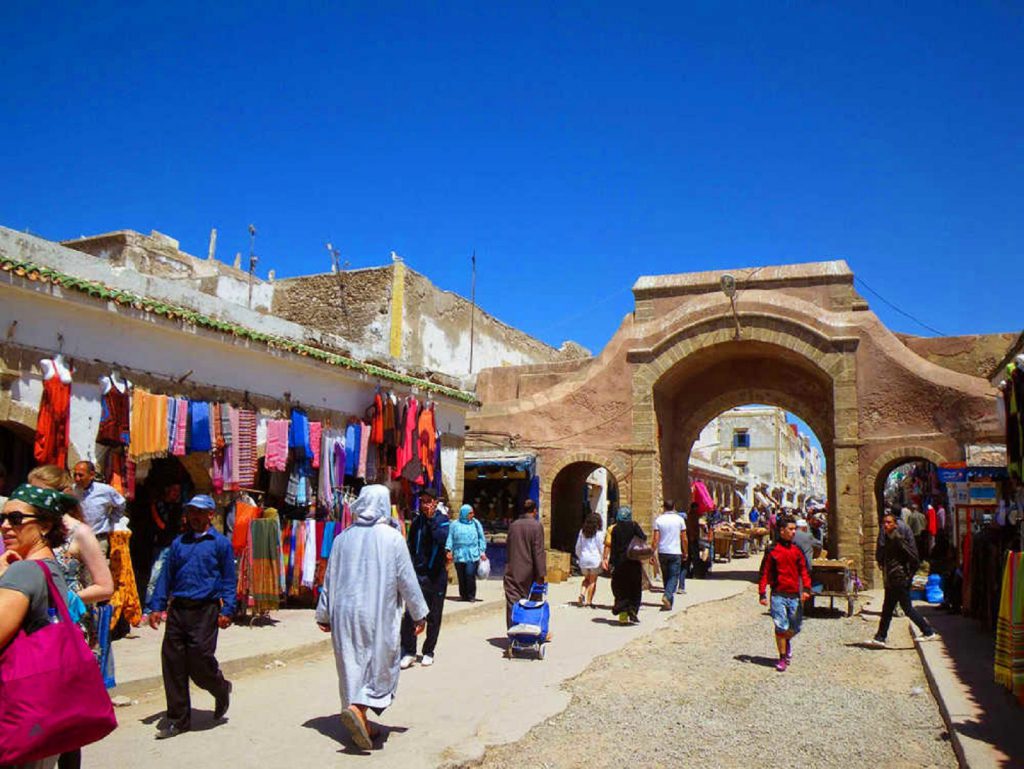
[477,556,491,580]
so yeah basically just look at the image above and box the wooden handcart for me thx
[809,559,859,617]
[713,529,734,562]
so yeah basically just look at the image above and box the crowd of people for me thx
[2,463,946,760]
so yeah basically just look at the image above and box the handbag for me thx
[0,562,117,764]
[627,535,653,561]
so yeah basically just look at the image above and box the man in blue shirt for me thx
[149,494,235,739]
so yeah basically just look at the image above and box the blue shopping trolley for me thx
[506,582,550,660]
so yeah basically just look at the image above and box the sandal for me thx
[341,706,373,750]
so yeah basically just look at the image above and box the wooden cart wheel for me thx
[538,645,546,660]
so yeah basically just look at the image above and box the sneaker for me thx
[628,613,640,625]
[775,658,788,672]
[618,612,630,625]
[917,632,939,643]
[784,640,793,662]
[661,596,672,611]
[420,654,434,667]
[865,638,887,649]
[400,655,416,669]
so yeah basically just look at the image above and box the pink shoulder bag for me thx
[0,561,117,763]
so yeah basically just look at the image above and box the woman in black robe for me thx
[603,506,646,625]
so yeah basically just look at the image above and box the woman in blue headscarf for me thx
[446,504,488,601]
[601,506,647,625]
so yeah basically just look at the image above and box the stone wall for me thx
[272,268,395,359]
[895,332,1016,379]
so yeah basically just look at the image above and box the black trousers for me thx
[161,601,230,728]
[401,577,447,658]
[876,584,934,641]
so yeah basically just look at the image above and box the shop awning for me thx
[464,454,536,473]
[755,491,774,508]
[463,451,537,481]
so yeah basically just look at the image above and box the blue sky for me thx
[2,2,1022,361]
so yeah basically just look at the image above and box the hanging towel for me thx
[310,422,322,469]
[229,406,241,487]
[266,419,290,472]
[358,421,371,479]
[237,409,258,486]
[221,403,233,446]
[171,398,188,456]
[344,422,358,477]
[189,401,212,452]
[320,521,336,559]
[302,520,317,588]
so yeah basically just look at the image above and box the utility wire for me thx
[854,276,946,336]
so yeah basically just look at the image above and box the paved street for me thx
[85,564,955,768]
[86,568,748,767]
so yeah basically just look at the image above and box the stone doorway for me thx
[549,461,619,552]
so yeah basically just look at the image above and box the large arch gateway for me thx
[470,261,1005,585]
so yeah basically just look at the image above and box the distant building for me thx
[695,406,826,511]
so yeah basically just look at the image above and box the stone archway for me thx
[866,446,953,520]
[541,451,629,550]
[629,316,856,559]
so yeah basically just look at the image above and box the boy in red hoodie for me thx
[759,517,811,672]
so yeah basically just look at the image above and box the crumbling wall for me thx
[271,268,394,356]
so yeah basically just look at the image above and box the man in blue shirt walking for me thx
[149,494,236,739]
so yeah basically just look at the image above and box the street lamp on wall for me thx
[720,274,741,339]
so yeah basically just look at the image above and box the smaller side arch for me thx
[540,451,630,551]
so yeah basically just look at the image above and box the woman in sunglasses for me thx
[0,485,75,644]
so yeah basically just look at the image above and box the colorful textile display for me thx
[266,419,290,472]
[995,551,1024,701]
[34,366,72,467]
[129,390,170,461]
[108,530,142,630]
[249,518,282,613]
[237,409,258,486]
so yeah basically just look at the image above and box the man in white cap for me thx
[316,484,428,750]
[149,494,235,739]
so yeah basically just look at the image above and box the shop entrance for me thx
[0,420,34,492]
[549,462,619,552]
[129,457,191,598]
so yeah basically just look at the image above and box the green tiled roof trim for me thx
[0,256,477,404]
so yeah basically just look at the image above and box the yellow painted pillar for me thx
[389,259,406,359]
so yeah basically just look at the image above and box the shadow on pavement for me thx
[733,654,779,668]
[302,714,408,754]
[917,605,1024,769]
[137,708,225,734]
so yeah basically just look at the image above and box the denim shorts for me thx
[770,594,803,635]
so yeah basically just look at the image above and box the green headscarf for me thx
[9,484,77,515]
[616,506,633,523]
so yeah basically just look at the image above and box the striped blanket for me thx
[994,551,1024,701]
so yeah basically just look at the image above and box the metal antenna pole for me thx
[469,250,477,374]
[247,224,258,309]
[326,242,349,321]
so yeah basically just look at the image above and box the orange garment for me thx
[34,373,72,467]
[108,530,142,629]
[129,389,169,461]
[232,502,260,555]
[370,392,384,444]
[417,405,436,484]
